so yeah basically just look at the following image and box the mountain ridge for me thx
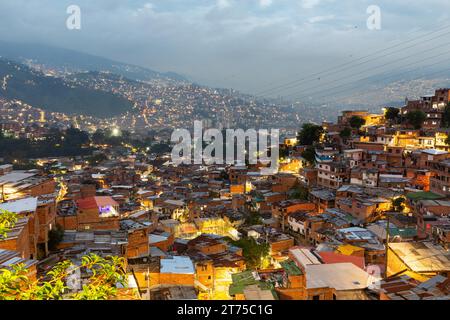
[0,58,134,118]
[0,40,188,83]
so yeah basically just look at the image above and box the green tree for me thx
[442,104,450,128]
[245,213,263,226]
[391,197,406,212]
[229,238,270,270]
[0,209,18,239]
[150,142,172,154]
[407,110,426,130]
[385,107,400,122]
[339,127,352,141]
[48,225,65,252]
[289,185,309,200]
[0,253,126,300]
[297,124,323,146]
[87,153,108,166]
[349,116,366,130]
[301,146,316,165]
[64,127,90,147]
[279,145,290,159]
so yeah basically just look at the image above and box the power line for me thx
[265,29,450,99]
[286,42,450,101]
[248,22,448,94]
[317,64,450,106]
[253,23,450,98]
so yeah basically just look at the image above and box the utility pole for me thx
[147,265,150,300]
[147,230,151,300]
[384,214,390,279]
[1,184,5,203]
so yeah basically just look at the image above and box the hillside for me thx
[0,41,187,83]
[0,59,134,118]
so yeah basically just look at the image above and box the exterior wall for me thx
[56,215,78,231]
[24,180,56,197]
[306,287,336,300]
[230,185,245,195]
[127,228,150,259]
[276,287,306,300]
[270,238,295,254]
[0,228,30,259]
[288,218,305,234]
[195,261,214,289]
[159,273,195,286]
[150,235,174,252]
[37,201,57,247]
[77,208,120,231]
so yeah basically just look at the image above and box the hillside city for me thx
[1,85,450,300]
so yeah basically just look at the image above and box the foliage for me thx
[442,104,450,128]
[279,145,290,159]
[0,209,18,239]
[289,185,309,201]
[385,107,400,122]
[349,116,366,130]
[0,127,94,160]
[406,110,426,130]
[0,253,126,300]
[297,123,323,146]
[245,213,263,226]
[91,128,170,154]
[229,237,270,270]
[301,146,316,165]
[391,197,406,212]
[446,135,450,146]
[48,224,65,252]
[149,142,172,154]
[339,127,352,140]
[87,153,108,166]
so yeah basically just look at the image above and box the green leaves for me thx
[0,253,127,300]
[391,197,407,213]
[229,237,270,270]
[0,209,18,239]
[385,107,400,122]
[349,116,366,130]
[406,110,426,130]
[297,123,324,146]
[442,104,450,128]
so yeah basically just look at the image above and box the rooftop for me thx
[160,256,195,274]
[306,263,372,291]
[389,242,450,273]
[0,197,37,213]
[406,192,445,201]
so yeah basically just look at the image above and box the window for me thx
[312,295,320,300]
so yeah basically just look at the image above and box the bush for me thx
[349,116,366,130]
[48,224,65,251]
[406,110,426,130]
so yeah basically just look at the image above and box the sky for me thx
[0,0,450,99]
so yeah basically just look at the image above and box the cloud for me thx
[308,15,334,23]
[217,0,231,10]
[259,0,273,8]
[1,0,450,96]
[300,0,321,9]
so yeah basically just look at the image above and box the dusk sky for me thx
[1,0,450,97]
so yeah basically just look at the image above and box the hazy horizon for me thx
[1,0,450,101]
